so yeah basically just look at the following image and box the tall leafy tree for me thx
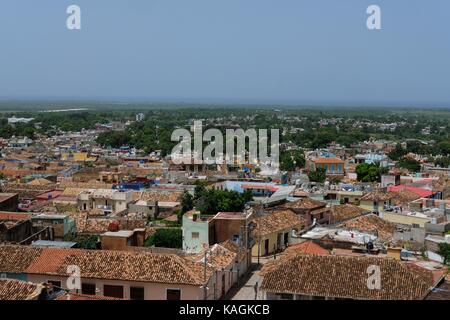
[308,167,326,183]
[356,163,385,182]
[180,191,194,213]
[438,243,450,265]
[398,157,421,172]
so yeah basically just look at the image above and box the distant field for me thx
[0,100,450,113]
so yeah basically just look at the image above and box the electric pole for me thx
[203,249,208,300]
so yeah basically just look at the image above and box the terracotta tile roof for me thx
[59,182,113,189]
[14,246,210,286]
[82,218,114,234]
[220,240,246,261]
[67,211,114,234]
[286,241,330,256]
[360,191,393,202]
[389,189,421,205]
[0,279,44,300]
[261,241,329,276]
[0,245,43,273]
[253,209,305,237]
[135,191,183,202]
[431,177,447,192]
[52,196,78,204]
[388,185,434,198]
[27,178,53,186]
[25,247,80,275]
[0,212,31,221]
[241,184,278,192]
[61,188,87,197]
[1,183,55,199]
[56,293,123,300]
[187,243,236,270]
[261,254,435,300]
[314,157,344,164]
[0,193,18,202]
[342,214,396,242]
[2,183,55,192]
[330,204,369,224]
[293,189,309,197]
[283,198,326,211]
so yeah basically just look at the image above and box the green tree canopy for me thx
[308,167,326,183]
[438,243,450,265]
[145,228,182,249]
[435,157,450,168]
[356,163,386,182]
[280,149,305,171]
[180,191,194,213]
[388,144,407,161]
[193,187,253,216]
[397,157,421,172]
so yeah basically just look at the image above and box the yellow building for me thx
[359,191,393,213]
[61,152,97,162]
[380,211,431,228]
[252,209,305,257]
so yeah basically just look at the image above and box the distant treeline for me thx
[0,105,449,164]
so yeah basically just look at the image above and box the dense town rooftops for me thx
[389,188,421,205]
[0,193,18,203]
[286,241,330,256]
[329,204,369,224]
[27,178,53,186]
[388,185,434,198]
[0,245,212,286]
[134,190,183,202]
[360,191,393,202]
[241,184,278,192]
[214,211,251,220]
[341,214,396,242]
[261,254,436,300]
[313,157,345,164]
[220,239,247,261]
[55,292,123,300]
[0,211,31,221]
[59,182,114,189]
[186,243,236,270]
[0,279,44,300]
[0,245,43,273]
[252,209,305,237]
[283,198,326,211]
[261,241,329,276]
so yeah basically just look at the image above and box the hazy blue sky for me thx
[0,0,449,106]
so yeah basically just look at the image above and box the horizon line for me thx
[0,97,450,110]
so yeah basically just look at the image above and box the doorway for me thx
[264,239,269,256]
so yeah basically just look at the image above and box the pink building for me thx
[0,245,239,300]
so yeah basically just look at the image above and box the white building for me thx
[182,211,213,253]
[77,189,133,214]
[136,113,145,122]
[7,116,34,124]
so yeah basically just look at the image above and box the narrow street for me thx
[226,257,272,300]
